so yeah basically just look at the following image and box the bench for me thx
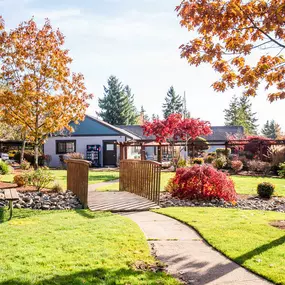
[4,189,19,220]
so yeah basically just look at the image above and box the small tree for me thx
[262,120,282,139]
[162,86,183,119]
[224,95,258,134]
[0,18,92,168]
[143,113,212,169]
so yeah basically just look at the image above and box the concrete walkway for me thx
[125,211,272,285]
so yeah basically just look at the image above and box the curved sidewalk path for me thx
[125,211,272,285]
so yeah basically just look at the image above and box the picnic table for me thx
[4,189,19,220]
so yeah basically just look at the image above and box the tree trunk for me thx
[20,139,26,164]
[34,143,39,170]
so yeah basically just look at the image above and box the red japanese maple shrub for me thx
[231,160,243,173]
[168,164,237,203]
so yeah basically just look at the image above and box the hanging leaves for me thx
[176,0,285,101]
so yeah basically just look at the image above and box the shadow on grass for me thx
[235,235,285,264]
[75,209,112,219]
[0,267,169,285]
[0,208,112,223]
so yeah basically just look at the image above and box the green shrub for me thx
[13,174,27,187]
[257,182,275,199]
[0,160,10,175]
[177,159,186,168]
[25,168,55,191]
[193,157,204,165]
[20,160,30,170]
[239,151,255,160]
[216,148,231,157]
[52,182,63,193]
[204,153,216,163]
[278,162,285,178]
[212,156,227,169]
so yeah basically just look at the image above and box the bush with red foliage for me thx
[231,160,243,173]
[244,136,273,161]
[167,164,237,203]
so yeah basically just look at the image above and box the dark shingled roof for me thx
[117,125,244,141]
[116,125,156,140]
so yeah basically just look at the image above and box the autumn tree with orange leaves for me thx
[176,0,285,101]
[0,17,92,168]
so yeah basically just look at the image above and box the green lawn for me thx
[156,207,285,285]
[96,172,285,196]
[2,169,285,196]
[231,175,285,196]
[1,169,119,190]
[0,209,179,285]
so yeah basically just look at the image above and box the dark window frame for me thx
[56,140,76,154]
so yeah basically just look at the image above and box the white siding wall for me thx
[44,136,127,167]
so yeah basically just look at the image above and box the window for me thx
[106,144,114,151]
[56,140,76,154]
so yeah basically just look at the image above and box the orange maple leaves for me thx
[0,18,93,146]
[176,0,285,101]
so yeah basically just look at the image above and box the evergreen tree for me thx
[262,120,282,139]
[124,85,138,125]
[224,95,239,126]
[224,95,258,134]
[162,86,183,119]
[98,76,137,125]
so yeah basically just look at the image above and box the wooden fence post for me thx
[157,143,162,162]
[119,159,161,204]
[66,159,89,209]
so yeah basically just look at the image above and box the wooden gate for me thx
[66,159,89,208]
[119,160,161,204]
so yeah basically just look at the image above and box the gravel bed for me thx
[0,190,82,210]
[160,192,285,212]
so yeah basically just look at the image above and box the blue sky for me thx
[1,0,285,131]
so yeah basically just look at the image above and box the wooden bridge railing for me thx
[66,159,89,208]
[119,160,161,204]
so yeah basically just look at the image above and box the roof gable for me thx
[71,116,121,136]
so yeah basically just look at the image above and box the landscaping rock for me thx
[160,192,285,213]
[0,190,82,210]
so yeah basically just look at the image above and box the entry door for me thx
[103,141,117,166]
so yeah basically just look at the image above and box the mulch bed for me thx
[160,192,285,213]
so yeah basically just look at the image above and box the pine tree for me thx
[224,95,258,134]
[98,76,137,125]
[224,95,239,126]
[162,86,183,119]
[262,120,282,139]
[124,85,138,125]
